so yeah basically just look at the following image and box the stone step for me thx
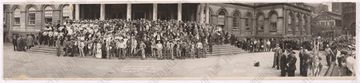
[27,44,248,56]
[28,46,57,54]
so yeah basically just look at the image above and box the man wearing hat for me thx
[279,49,289,76]
[272,44,281,70]
[298,46,306,76]
[324,44,334,66]
[287,50,297,77]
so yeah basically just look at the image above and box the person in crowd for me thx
[272,44,281,70]
[280,49,289,76]
[56,38,62,57]
[287,50,297,77]
[139,40,146,60]
[95,40,102,59]
[196,40,204,58]
[26,34,34,50]
[324,45,334,66]
[156,41,163,59]
[298,47,306,76]
[12,34,18,51]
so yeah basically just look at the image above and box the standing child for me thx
[196,41,204,58]
[169,40,175,60]
[190,41,196,58]
[139,40,146,60]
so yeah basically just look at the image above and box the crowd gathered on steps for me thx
[13,19,236,59]
[10,19,356,77]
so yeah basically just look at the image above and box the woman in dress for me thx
[95,40,102,59]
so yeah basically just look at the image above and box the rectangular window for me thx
[258,25,264,32]
[28,13,35,25]
[218,16,225,25]
[63,16,69,20]
[45,17,52,24]
[270,23,277,32]
[246,27,250,30]
[233,18,238,27]
[245,19,249,26]
[14,17,20,25]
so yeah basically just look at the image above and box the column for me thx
[153,3,158,21]
[75,4,80,20]
[177,3,182,21]
[199,3,205,23]
[126,3,132,20]
[69,4,74,20]
[100,4,105,20]
[205,3,210,24]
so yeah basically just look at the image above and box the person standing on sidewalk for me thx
[287,51,297,77]
[272,44,281,70]
[280,49,289,77]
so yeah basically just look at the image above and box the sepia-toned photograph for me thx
[2,1,357,80]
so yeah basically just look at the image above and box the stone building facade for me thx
[3,3,313,41]
[207,3,312,40]
[312,11,342,39]
[341,3,356,36]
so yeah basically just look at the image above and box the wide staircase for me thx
[206,44,248,56]
[28,45,57,54]
[29,44,248,56]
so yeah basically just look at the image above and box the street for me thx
[4,44,328,79]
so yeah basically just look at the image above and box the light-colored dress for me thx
[95,43,102,58]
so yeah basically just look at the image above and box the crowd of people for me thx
[272,37,356,77]
[27,19,234,60]
[12,34,36,51]
[10,18,356,77]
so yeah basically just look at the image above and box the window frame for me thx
[257,14,265,32]
[27,7,36,25]
[28,12,36,25]
[13,8,21,25]
[269,13,278,32]
[44,6,53,25]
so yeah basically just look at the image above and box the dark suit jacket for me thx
[280,54,288,70]
[287,54,297,71]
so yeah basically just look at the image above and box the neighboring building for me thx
[3,4,71,42]
[342,2,356,36]
[3,3,313,42]
[332,3,342,15]
[308,3,328,16]
[311,11,342,39]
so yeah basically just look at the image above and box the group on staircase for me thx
[11,19,247,60]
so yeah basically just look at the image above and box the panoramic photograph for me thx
[2,2,356,79]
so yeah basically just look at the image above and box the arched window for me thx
[257,13,264,32]
[62,5,71,19]
[232,11,240,28]
[287,11,293,32]
[300,16,305,32]
[28,7,36,25]
[13,8,21,25]
[218,9,226,26]
[44,6,53,25]
[294,14,299,31]
[304,16,308,35]
[269,11,278,32]
[245,12,252,31]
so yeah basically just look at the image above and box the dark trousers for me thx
[288,70,295,77]
[120,48,126,59]
[281,70,287,77]
[56,47,61,57]
[300,65,308,76]
[13,43,17,51]
[326,55,331,66]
